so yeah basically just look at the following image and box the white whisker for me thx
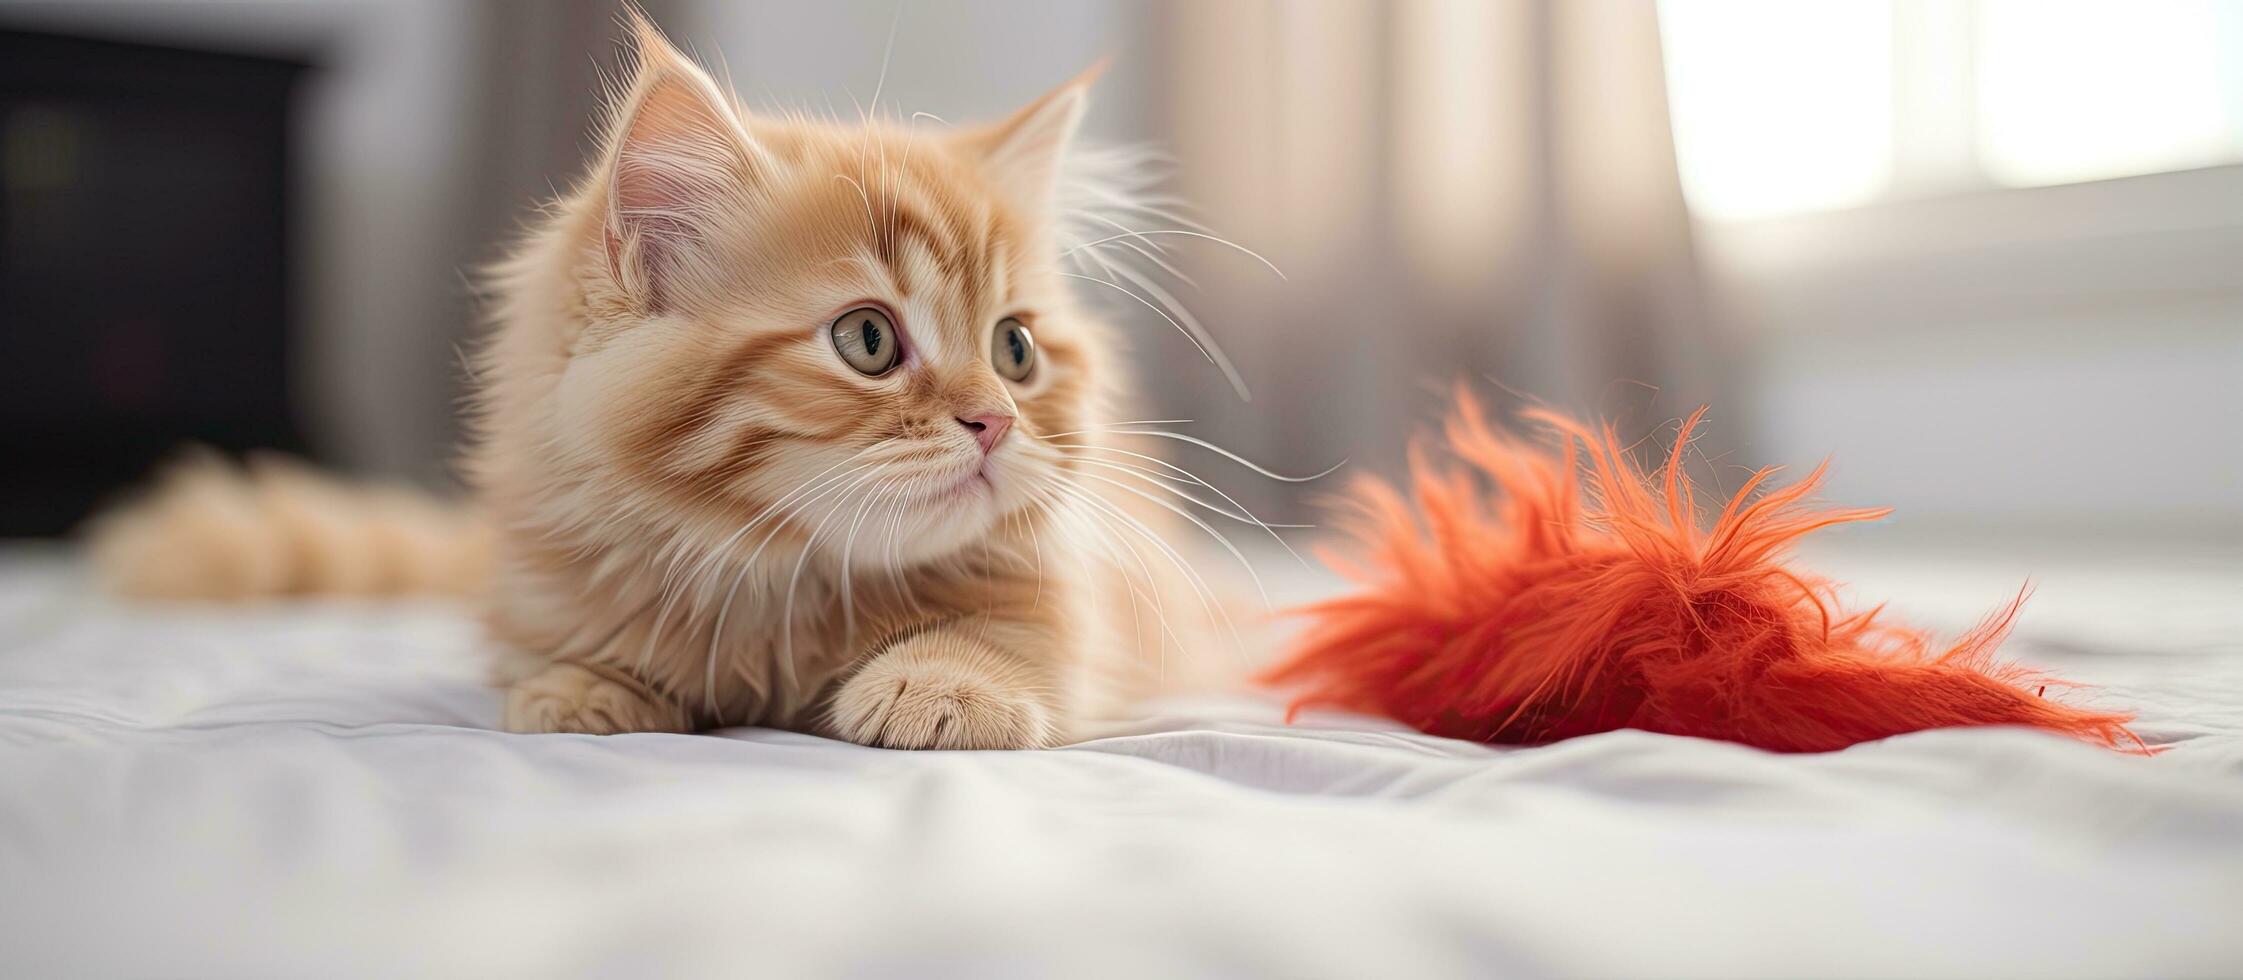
[1106,262,1241,397]
[701,453,892,716]
[1073,471,1272,611]
[834,174,880,243]
[1050,479,1244,662]
[1100,429,1346,483]
[645,440,895,677]
[1047,481,1186,670]
[1037,419,1193,439]
[1062,229,1286,281]
[774,467,887,705]
[837,472,900,654]
[1059,272,1250,402]
[1066,210,1199,286]
[1054,442,1319,565]
[1065,454,1314,532]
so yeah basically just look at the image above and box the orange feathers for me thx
[1263,390,2140,754]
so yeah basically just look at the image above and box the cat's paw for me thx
[504,661,692,734]
[828,633,1054,749]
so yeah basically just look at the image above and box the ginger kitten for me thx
[95,16,1234,748]
[476,17,1160,748]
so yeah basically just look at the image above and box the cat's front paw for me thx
[827,633,1054,749]
[505,661,693,734]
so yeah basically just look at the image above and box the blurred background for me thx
[1,0,2237,565]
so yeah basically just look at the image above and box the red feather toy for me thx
[1263,390,2141,753]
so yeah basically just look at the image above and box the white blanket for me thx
[3,547,2239,978]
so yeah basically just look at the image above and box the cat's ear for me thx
[598,12,763,311]
[963,63,1103,230]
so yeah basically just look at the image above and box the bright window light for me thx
[1659,0,2243,221]
[1658,0,1893,221]
[1977,0,2243,187]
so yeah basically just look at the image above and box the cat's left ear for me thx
[964,63,1104,229]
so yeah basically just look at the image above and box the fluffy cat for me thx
[92,15,1241,749]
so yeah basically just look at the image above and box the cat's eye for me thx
[830,306,900,376]
[991,317,1035,382]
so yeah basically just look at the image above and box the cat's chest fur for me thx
[484,517,1069,729]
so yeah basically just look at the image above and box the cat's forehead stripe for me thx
[859,185,1012,357]
[875,201,979,299]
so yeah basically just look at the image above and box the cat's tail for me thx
[86,450,492,600]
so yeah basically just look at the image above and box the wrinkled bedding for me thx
[2,546,2239,978]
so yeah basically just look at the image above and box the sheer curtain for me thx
[1146,0,1732,517]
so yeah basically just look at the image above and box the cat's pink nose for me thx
[956,413,1014,454]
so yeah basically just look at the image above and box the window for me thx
[1658,0,2243,221]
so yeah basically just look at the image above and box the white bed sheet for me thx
[3,547,2240,978]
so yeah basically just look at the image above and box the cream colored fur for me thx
[90,452,489,600]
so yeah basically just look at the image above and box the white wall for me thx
[1707,165,2243,543]
[672,0,1159,145]
[1753,304,2242,534]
